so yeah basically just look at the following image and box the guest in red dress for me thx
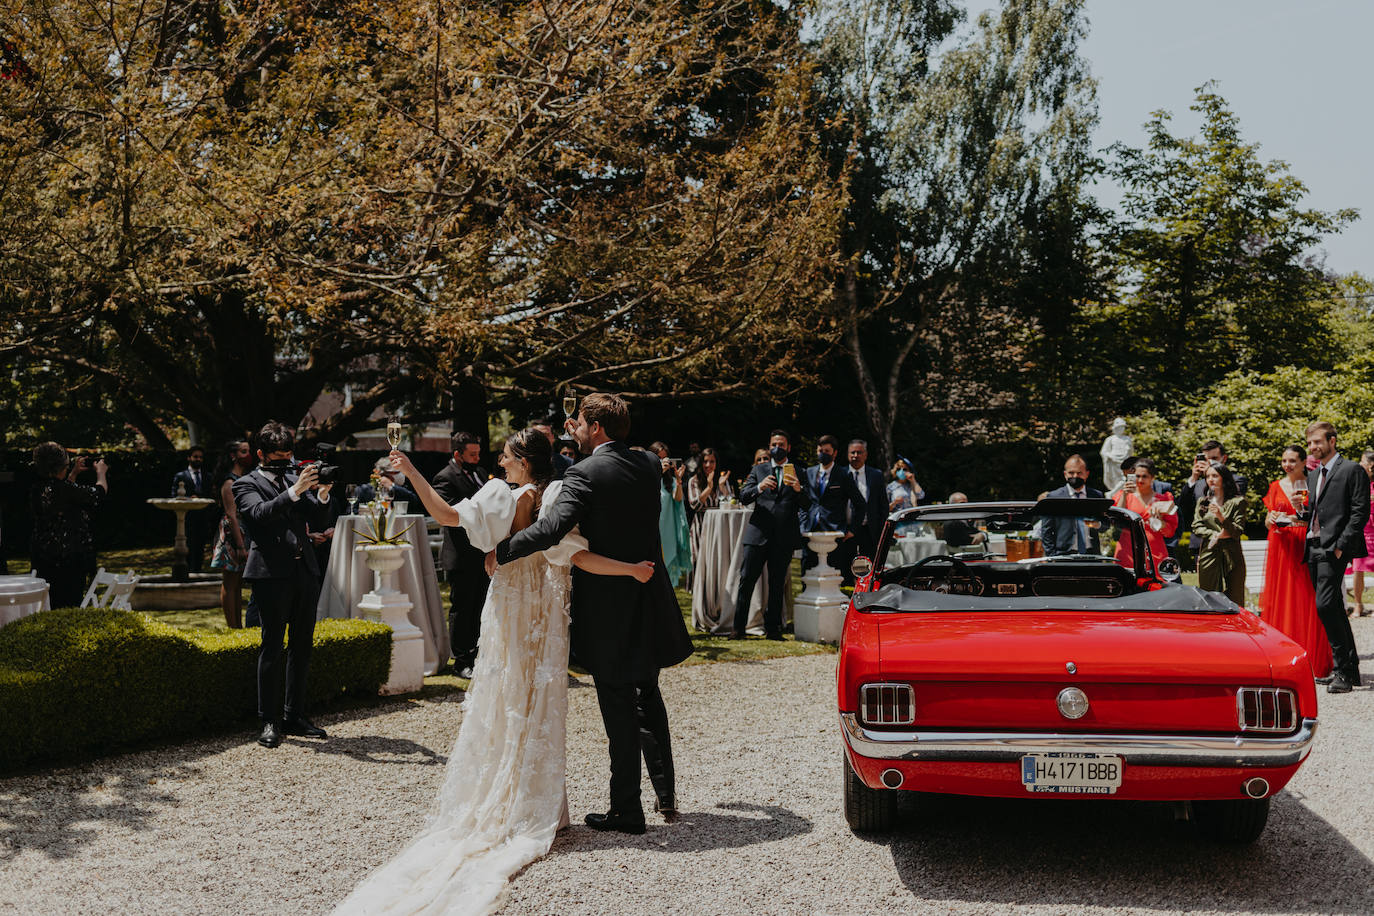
[1260,444,1333,678]
[1112,458,1178,573]
[1346,450,1374,617]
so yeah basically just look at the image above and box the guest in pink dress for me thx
[1347,450,1374,617]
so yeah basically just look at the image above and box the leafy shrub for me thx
[0,608,392,773]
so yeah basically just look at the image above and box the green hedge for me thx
[0,608,392,773]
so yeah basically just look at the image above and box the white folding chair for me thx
[106,570,139,611]
[80,567,115,608]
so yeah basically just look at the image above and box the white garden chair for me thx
[80,568,140,609]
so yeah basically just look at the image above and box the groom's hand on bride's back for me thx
[484,550,498,577]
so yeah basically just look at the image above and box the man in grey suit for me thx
[1304,421,1368,693]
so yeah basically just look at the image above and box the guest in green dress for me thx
[1193,462,1247,604]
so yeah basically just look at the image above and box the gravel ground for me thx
[2,619,1373,916]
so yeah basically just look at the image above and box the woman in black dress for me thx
[29,442,108,607]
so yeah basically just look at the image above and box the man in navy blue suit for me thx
[734,429,812,639]
[802,435,864,571]
[233,422,332,748]
[1040,454,1104,556]
[171,445,212,572]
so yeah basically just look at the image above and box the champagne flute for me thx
[386,419,403,449]
[562,395,577,418]
[1290,481,1308,522]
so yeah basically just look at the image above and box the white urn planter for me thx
[794,531,849,644]
[357,543,425,695]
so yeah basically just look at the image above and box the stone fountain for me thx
[134,493,220,610]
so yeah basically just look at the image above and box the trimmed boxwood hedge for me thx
[0,608,392,773]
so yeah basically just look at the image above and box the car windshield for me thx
[869,497,1163,601]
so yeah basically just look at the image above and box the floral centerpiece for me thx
[358,471,414,546]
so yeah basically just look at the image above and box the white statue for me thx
[1100,417,1133,495]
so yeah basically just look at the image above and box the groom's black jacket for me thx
[496,442,693,683]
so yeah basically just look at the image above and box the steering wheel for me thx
[903,553,972,590]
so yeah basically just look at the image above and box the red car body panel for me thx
[838,573,1319,803]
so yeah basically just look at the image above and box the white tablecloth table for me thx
[316,515,448,675]
[0,575,50,627]
[887,537,949,567]
[690,507,792,635]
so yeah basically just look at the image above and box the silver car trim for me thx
[840,713,1317,768]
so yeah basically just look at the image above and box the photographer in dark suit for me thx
[1040,455,1104,556]
[171,445,211,573]
[1303,421,1368,694]
[432,430,489,676]
[233,422,331,748]
[734,429,812,639]
[495,393,692,833]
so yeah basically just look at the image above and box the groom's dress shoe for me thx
[585,811,646,835]
[282,717,328,739]
[654,795,679,822]
[258,722,282,748]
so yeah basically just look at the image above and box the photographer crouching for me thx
[232,422,334,748]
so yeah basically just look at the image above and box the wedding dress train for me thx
[333,480,585,916]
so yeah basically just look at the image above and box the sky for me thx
[971,0,1372,278]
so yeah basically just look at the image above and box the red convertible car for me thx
[838,498,1318,843]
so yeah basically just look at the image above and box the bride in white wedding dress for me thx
[333,430,653,916]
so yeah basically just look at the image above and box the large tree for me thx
[1102,86,1357,417]
[807,0,1099,460]
[0,1,841,446]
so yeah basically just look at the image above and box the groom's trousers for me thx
[594,673,674,817]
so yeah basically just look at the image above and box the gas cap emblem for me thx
[1057,687,1089,720]
[1065,661,1077,675]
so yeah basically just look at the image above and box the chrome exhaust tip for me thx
[1243,777,1270,799]
[880,768,904,789]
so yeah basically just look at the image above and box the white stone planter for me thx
[356,542,425,695]
[794,531,849,644]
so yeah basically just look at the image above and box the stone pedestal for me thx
[795,531,849,644]
[357,543,424,695]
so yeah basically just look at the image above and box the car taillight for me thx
[860,683,915,726]
[1237,687,1298,733]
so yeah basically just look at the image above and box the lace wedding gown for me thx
[333,479,586,916]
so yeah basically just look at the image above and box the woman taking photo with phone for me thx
[1193,461,1246,604]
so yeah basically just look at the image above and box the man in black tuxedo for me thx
[735,429,812,639]
[233,422,331,748]
[1040,455,1104,556]
[802,434,865,572]
[432,430,489,676]
[171,446,212,572]
[835,438,884,584]
[494,393,693,834]
[1303,421,1368,694]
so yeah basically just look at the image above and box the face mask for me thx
[461,460,480,472]
[895,469,907,481]
[189,458,203,468]
[817,450,834,467]
[1066,475,1086,490]
[769,446,788,461]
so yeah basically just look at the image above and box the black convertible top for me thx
[851,582,1242,615]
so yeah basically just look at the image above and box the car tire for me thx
[843,753,896,833]
[1192,797,1270,844]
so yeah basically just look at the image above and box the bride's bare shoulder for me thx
[512,488,537,533]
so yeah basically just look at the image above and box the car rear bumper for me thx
[840,713,1318,768]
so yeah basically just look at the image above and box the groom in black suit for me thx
[495,393,693,834]
[1304,421,1368,693]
